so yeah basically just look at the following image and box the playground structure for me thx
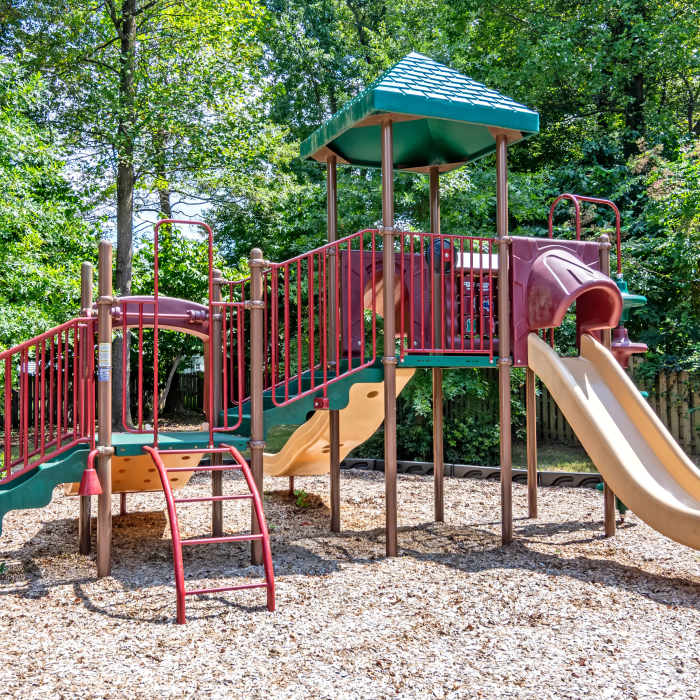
[1,53,699,622]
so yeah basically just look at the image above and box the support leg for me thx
[499,359,513,545]
[119,492,127,516]
[432,368,444,523]
[79,496,91,554]
[526,368,538,519]
[329,409,340,532]
[288,476,295,497]
[604,482,616,536]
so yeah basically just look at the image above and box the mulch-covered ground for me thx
[0,470,698,699]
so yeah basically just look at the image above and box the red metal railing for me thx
[398,232,498,360]
[548,193,622,274]
[0,317,96,485]
[267,229,378,407]
[215,276,252,432]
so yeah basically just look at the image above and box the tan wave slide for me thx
[263,368,415,477]
[528,332,700,549]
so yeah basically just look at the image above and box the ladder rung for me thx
[174,494,253,504]
[184,582,268,596]
[153,447,234,456]
[166,464,243,473]
[182,533,264,546]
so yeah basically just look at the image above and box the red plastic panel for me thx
[511,238,622,367]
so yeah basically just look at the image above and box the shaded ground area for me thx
[0,471,697,698]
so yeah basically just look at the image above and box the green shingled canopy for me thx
[300,52,539,172]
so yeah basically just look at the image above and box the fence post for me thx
[598,234,615,537]
[96,241,113,578]
[79,262,93,555]
[248,248,265,565]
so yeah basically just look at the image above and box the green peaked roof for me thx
[300,52,539,172]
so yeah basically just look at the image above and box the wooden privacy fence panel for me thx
[533,361,699,455]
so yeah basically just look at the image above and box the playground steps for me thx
[143,444,275,624]
[0,447,90,535]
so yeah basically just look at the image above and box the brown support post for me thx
[327,155,341,533]
[598,234,616,537]
[119,492,127,516]
[496,134,513,546]
[79,262,93,554]
[381,120,398,557]
[249,248,265,565]
[211,268,224,537]
[526,367,538,518]
[430,166,444,523]
[288,476,295,497]
[96,241,113,578]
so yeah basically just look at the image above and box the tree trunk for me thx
[159,354,184,414]
[112,0,137,430]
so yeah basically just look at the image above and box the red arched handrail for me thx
[152,219,215,447]
[547,194,622,274]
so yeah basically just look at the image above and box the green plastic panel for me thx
[301,52,539,170]
[0,447,90,535]
[398,354,498,368]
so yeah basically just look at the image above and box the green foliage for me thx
[0,60,96,350]
[293,488,311,508]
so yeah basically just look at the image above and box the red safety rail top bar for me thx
[398,231,497,361]
[548,193,622,274]
[267,229,378,408]
[0,316,96,485]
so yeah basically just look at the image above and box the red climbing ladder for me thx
[143,444,275,624]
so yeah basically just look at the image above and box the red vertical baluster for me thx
[73,325,80,439]
[398,232,404,359]
[39,340,45,456]
[56,332,62,447]
[371,232,377,360]
[48,338,54,444]
[21,349,28,467]
[360,236,366,365]
[308,254,315,388]
[221,294,229,428]
[470,242,475,351]
[32,344,39,451]
[460,238,465,351]
[271,269,278,397]
[419,235,425,349]
[138,303,144,430]
[62,329,68,435]
[296,260,302,396]
[321,250,327,387]
[284,266,290,402]
[4,357,11,473]
[440,235,446,352]
[335,242,340,377]
[489,240,494,362]
[409,234,415,352]
[122,303,129,430]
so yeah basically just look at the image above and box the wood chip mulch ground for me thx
[0,470,698,699]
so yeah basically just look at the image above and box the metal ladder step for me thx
[143,443,275,623]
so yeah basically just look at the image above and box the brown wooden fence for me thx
[535,359,700,455]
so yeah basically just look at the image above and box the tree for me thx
[9,0,266,425]
[0,59,96,350]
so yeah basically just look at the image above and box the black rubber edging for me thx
[340,458,602,489]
